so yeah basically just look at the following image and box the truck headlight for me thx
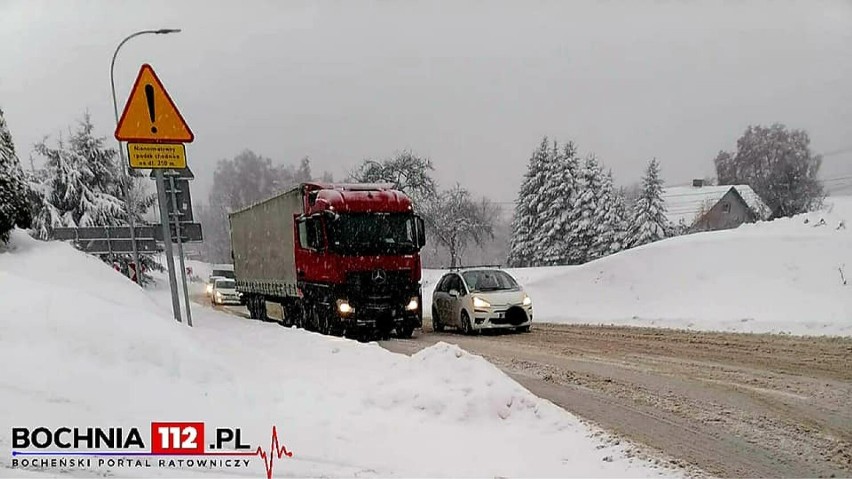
[473,296,491,309]
[337,300,353,315]
[522,294,532,306]
[405,297,419,311]
[215,292,222,300]
[206,284,213,294]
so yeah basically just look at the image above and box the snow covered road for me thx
[381,323,852,478]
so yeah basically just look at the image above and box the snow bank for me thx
[0,230,674,478]
[425,197,852,336]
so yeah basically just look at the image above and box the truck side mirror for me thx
[416,216,426,248]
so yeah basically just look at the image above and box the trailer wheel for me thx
[247,296,258,319]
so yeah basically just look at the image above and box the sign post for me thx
[168,173,192,327]
[115,63,195,325]
[155,170,182,323]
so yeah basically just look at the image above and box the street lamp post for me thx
[110,29,181,285]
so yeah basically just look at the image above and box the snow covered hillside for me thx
[0,230,676,478]
[425,197,852,336]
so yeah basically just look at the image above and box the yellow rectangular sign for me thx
[127,143,186,169]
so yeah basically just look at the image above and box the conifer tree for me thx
[625,158,671,248]
[590,170,629,259]
[0,107,32,243]
[508,137,550,267]
[571,154,604,262]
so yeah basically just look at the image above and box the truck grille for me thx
[345,269,411,300]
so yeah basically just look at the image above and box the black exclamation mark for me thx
[145,84,157,134]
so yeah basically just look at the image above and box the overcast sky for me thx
[2,0,851,206]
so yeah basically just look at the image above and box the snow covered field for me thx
[0,230,676,478]
[424,197,852,336]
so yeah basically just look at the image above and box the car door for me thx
[446,274,464,327]
[432,275,449,322]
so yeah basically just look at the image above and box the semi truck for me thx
[228,182,426,339]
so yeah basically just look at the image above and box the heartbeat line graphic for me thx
[203,425,293,479]
[254,425,294,479]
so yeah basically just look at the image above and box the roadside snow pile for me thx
[425,197,852,336]
[0,229,674,478]
[368,342,551,423]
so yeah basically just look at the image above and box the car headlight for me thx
[522,294,532,306]
[405,297,419,311]
[337,300,354,315]
[473,296,491,309]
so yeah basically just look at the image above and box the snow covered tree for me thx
[611,188,630,252]
[625,159,672,248]
[33,130,124,230]
[422,184,493,268]
[508,137,550,267]
[349,150,437,205]
[569,154,605,263]
[714,124,824,218]
[29,114,161,283]
[590,170,628,259]
[0,107,32,243]
[541,141,583,265]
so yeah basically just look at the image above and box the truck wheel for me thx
[396,325,414,339]
[431,307,444,332]
[460,311,474,335]
[309,304,329,334]
[516,325,531,333]
[281,302,300,328]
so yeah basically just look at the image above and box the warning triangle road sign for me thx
[115,64,194,143]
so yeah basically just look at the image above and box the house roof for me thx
[661,185,771,226]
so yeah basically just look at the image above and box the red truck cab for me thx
[294,183,425,337]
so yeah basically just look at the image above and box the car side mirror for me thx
[449,289,460,298]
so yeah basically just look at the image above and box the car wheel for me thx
[460,311,474,335]
[432,307,444,332]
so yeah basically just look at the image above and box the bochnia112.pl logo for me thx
[10,423,293,479]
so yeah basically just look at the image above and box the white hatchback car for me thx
[211,278,242,306]
[431,268,532,334]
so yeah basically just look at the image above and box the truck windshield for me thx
[328,213,418,254]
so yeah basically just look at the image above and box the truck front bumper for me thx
[339,305,421,330]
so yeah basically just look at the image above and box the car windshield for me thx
[462,270,519,292]
[328,213,418,254]
[215,279,235,289]
[212,269,235,279]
